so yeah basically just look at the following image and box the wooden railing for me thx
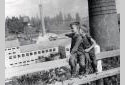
[63,49,120,85]
[96,49,120,60]
[5,49,120,84]
[62,67,120,85]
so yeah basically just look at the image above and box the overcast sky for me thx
[5,0,120,18]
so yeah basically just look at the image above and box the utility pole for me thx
[39,0,46,36]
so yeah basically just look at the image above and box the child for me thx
[79,24,97,73]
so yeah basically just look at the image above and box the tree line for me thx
[5,12,82,36]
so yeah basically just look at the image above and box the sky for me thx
[5,0,120,18]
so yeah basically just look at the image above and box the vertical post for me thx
[94,44,102,73]
[39,0,46,36]
[94,43,103,85]
[88,0,120,85]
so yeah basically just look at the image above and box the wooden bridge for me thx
[5,49,120,85]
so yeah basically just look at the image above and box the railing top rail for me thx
[96,49,120,60]
[63,67,120,85]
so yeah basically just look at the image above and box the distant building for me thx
[5,38,71,69]
[5,39,21,68]
[23,16,30,24]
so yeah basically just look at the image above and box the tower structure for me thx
[88,0,120,51]
[39,0,46,36]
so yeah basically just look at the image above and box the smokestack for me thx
[88,0,120,51]
[39,0,46,36]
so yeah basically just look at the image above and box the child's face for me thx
[71,25,79,34]
[80,29,86,35]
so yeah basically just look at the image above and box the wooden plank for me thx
[96,49,120,60]
[63,67,120,85]
[6,68,120,85]
[5,59,69,79]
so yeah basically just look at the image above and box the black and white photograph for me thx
[5,0,120,85]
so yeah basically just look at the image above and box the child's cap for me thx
[69,21,80,28]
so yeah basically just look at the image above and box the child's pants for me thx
[69,52,87,75]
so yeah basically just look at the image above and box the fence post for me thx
[94,44,104,85]
[95,44,102,73]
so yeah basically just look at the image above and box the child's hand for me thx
[85,49,90,52]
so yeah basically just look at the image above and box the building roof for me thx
[20,38,71,53]
[5,39,20,48]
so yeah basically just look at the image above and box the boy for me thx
[65,22,87,77]
[80,24,97,73]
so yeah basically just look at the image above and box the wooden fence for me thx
[5,49,120,84]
